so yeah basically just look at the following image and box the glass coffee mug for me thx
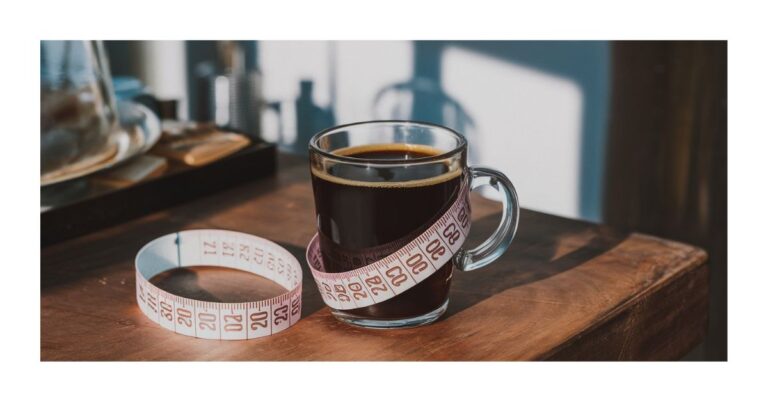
[309,121,519,328]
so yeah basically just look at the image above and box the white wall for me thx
[334,41,412,123]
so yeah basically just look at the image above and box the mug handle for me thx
[455,166,520,272]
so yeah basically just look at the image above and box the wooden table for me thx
[41,155,709,360]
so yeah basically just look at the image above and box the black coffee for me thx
[310,144,462,319]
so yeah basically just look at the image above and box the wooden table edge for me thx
[539,233,709,360]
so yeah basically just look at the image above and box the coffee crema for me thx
[311,143,462,188]
[310,143,463,319]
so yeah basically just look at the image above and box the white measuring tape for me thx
[306,183,471,311]
[136,185,470,339]
[135,230,302,340]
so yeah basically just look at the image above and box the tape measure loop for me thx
[135,229,303,340]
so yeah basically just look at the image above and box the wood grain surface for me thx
[41,155,708,360]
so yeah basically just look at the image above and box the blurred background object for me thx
[41,40,724,360]
[194,41,263,139]
[41,40,274,244]
[41,41,120,181]
[40,41,165,188]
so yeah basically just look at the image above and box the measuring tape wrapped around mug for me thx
[306,181,471,310]
[135,230,302,340]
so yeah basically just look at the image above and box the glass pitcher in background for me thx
[41,40,120,181]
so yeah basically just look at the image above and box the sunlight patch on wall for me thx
[442,46,583,218]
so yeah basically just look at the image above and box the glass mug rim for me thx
[309,120,468,166]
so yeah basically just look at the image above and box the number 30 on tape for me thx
[135,230,302,340]
[305,181,471,311]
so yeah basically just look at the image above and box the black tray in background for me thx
[41,140,276,247]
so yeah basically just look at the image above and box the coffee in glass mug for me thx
[309,121,519,328]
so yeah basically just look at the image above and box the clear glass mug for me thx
[309,121,519,328]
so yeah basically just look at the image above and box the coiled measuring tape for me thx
[135,230,302,340]
[306,183,471,310]
[136,185,470,339]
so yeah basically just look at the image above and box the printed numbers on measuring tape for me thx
[135,230,303,340]
[306,181,471,310]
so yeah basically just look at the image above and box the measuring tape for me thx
[306,182,471,311]
[136,183,470,339]
[135,229,302,340]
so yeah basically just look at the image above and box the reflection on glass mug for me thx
[309,121,519,328]
[41,40,119,179]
